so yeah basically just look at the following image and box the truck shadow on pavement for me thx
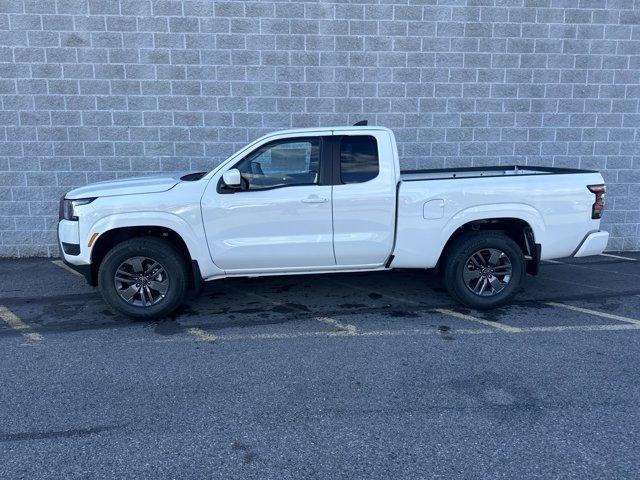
[0,257,639,339]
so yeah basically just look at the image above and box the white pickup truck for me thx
[58,125,609,319]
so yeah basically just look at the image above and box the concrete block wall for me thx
[0,0,639,256]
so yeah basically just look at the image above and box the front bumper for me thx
[57,220,95,285]
[58,219,80,249]
[573,231,610,258]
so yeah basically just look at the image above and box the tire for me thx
[443,232,525,310]
[98,237,188,319]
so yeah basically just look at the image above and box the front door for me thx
[201,136,335,272]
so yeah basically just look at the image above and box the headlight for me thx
[59,197,96,221]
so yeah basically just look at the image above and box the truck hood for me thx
[65,173,189,199]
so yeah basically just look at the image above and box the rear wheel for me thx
[443,232,525,310]
[98,237,188,319]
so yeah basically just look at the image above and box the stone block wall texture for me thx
[0,0,639,256]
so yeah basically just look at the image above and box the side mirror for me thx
[222,168,242,188]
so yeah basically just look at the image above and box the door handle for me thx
[301,196,328,204]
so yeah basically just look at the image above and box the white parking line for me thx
[51,260,83,277]
[245,291,357,333]
[210,327,491,342]
[0,305,43,342]
[434,308,522,333]
[185,327,217,342]
[525,324,640,333]
[314,316,357,335]
[599,253,637,261]
[546,302,640,326]
[151,322,640,345]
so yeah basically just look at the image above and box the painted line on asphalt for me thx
[157,322,640,344]
[211,327,490,342]
[245,291,357,333]
[546,302,640,326]
[314,316,357,335]
[51,260,83,277]
[185,327,217,342]
[0,305,43,342]
[524,324,640,333]
[599,253,637,261]
[434,308,523,333]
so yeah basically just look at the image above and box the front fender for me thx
[86,212,206,263]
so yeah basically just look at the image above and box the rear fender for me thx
[442,203,546,248]
[391,203,546,269]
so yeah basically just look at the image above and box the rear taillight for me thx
[587,184,605,219]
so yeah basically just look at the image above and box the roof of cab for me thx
[266,125,393,136]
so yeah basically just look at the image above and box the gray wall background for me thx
[0,0,639,257]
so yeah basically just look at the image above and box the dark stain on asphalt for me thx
[339,303,368,309]
[271,284,295,293]
[388,310,419,318]
[476,308,508,323]
[235,307,266,314]
[101,309,115,316]
[450,372,541,419]
[582,298,623,310]
[231,441,257,464]
[438,325,454,340]
[271,302,309,314]
[457,306,508,324]
[169,304,198,320]
[0,425,120,443]
[368,292,383,300]
[155,320,183,336]
[48,303,84,319]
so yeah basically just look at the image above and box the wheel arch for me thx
[88,222,201,289]
[438,216,541,275]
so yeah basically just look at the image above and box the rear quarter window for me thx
[340,135,379,184]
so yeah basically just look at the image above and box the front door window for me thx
[235,138,320,190]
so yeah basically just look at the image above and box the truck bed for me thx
[392,165,605,269]
[400,165,596,182]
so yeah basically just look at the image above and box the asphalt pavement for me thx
[1,252,640,479]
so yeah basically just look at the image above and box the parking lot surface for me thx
[1,253,640,479]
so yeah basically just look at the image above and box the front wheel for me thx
[443,232,525,310]
[98,237,188,319]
